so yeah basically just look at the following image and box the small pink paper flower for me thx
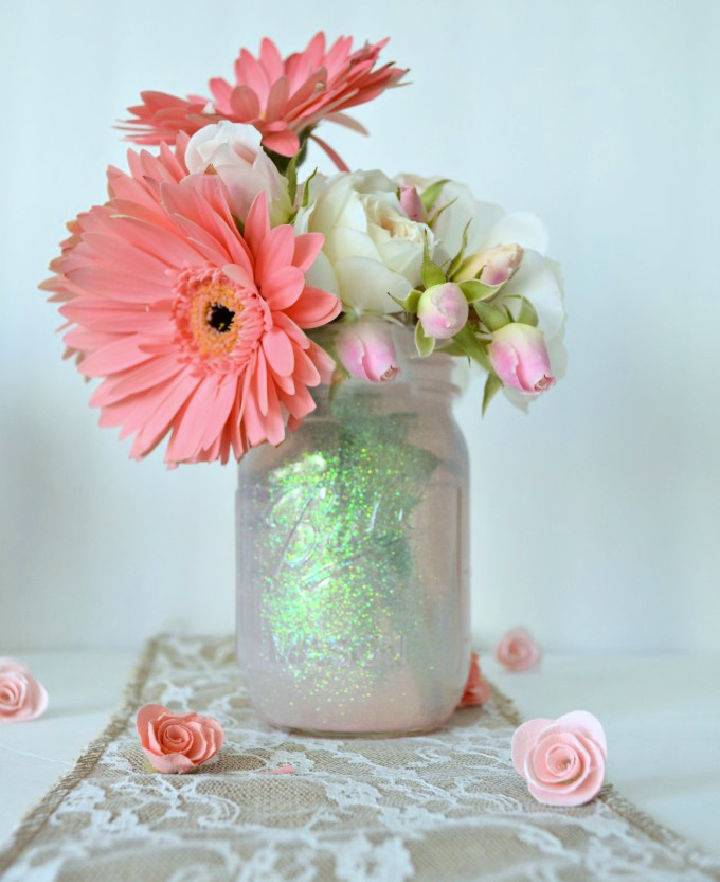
[511,711,607,806]
[137,704,223,774]
[0,658,48,723]
[496,628,541,671]
[459,652,491,707]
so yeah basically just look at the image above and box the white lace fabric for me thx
[0,635,717,882]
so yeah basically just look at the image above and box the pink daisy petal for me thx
[120,35,405,169]
[263,328,294,377]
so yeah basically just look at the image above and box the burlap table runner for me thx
[1,635,717,882]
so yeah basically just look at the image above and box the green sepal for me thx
[452,325,491,370]
[446,219,473,280]
[389,288,422,313]
[405,288,422,313]
[428,195,457,227]
[482,373,503,415]
[473,301,510,332]
[414,320,435,357]
[286,154,298,207]
[437,340,467,357]
[420,236,446,289]
[506,294,539,327]
[301,167,319,208]
[459,279,497,304]
[420,178,449,215]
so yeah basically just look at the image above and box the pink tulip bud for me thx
[336,319,399,383]
[455,243,523,285]
[398,185,424,222]
[417,283,469,340]
[488,323,555,394]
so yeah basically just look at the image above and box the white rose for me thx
[185,122,289,223]
[308,170,434,314]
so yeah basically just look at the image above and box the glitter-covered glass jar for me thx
[236,325,470,735]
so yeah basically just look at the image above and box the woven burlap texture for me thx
[1,634,718,882]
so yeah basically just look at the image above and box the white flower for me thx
[307,170,434,314]
[185,122,289,223]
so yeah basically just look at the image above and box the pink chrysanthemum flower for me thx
[120,33,407,169]
[43,137,340,465]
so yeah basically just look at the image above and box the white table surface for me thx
[1,650,718,858]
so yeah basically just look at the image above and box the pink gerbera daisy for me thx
[43,137,340,465]
[120,33,407,169]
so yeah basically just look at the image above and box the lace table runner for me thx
[1,635,717,882]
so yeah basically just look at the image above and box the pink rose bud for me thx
[488,324,555,394]
[496,627,541,671]
[398,185,424,222]
[137,704,223,774]
[0,658,48,723]
[456,243,523,285]
[459,652,492,707]
[417,283,469,340]
[511,711,607,806]
[336,318,399,383]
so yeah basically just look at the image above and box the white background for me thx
[1,0,718,652]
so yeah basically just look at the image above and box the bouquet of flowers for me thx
[43,33,565,466]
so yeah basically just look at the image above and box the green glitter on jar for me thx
[258,395,439,697]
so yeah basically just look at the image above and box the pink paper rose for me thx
[496,627,541,671]
[459,651,492,707]
[0,658,48,723]
[511,711,607,806]
[137,704,223,774]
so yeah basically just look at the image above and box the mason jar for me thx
[236,324,470,735]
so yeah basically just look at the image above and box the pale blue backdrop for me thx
[1,0,718,651]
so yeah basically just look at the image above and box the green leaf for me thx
[414,321,435,357]
[473,301,510,332]
[459,279,496,304]
[452,325,491,370]
[482,373,503,415]
[420,178,449,214]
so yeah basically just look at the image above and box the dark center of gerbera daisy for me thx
[207,303,235,333]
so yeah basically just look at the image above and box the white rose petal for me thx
[504,250,564,343]
[335,257,411,313]
[185,121,286,222]
[305,251,339,297]
[485,212,549,254]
